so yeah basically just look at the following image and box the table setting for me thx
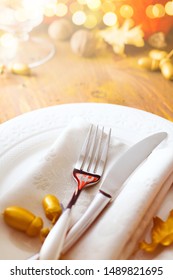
[0,0,173,262]
[1,103,173,260]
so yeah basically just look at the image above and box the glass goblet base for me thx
[0,36,55,68]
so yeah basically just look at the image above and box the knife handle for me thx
[62,191,111,254]
[39,208,71,260]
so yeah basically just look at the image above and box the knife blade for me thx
[62,131,167,254]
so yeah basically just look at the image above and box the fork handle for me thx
[62,192,111,254]
[39,208,71,260]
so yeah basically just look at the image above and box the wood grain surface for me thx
[0,26,173,124]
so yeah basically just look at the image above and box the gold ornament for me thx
[160,58,173,81]
[140,210,173,253]
[99,19,144,56]
[138,49,173,81]
[42,194,62,225]
[138,57,160,71]
[149,49,168,61]
[0,64,5,75]
[3,206,43,237]
[40,227,50,243]
[9,63,31,76]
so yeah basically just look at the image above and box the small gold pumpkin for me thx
[3,206,43,237]
[10,63,31,76]
[42,194,62,224]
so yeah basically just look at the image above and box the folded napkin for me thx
[0,117,173,260]
[0,117,125,259]
[63,144,173,260]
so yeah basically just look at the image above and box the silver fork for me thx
[39,124,111,260]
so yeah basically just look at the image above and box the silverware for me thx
[39,124,111,260]
[62,131,167,254]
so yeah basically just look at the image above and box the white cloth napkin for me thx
[63,144,173,260]
[0,117,173,260]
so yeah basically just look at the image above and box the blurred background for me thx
[0,0,173,65]
[0,1,173,123]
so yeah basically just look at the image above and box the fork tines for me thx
[76,124,111,176]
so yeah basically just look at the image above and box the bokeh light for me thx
[14,8,28,22]
[72,10,86,25]
[0,33,18,48]
[40,0,173,29]
[86,0,101,11]
[55,3,68,17]
[146,5,154,18]
[103,12,118,26]
[152,4,165,18]
[70,2,81,13]
[165,1,173,15]
[84,14,98,29]
[77,0,87,4]
[44,2,57,17]
[120,5,134,19]
[102,1,116,13]
[146,4,166,18]
[36,1,173,29]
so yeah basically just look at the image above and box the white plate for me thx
[0,103,173,259]
[1,103,173,196]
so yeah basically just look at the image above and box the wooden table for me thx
[0,26,173,124]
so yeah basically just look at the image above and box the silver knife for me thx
[62,131,167,255]
[28,131,167,260]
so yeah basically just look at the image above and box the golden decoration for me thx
[138,56,160,71]
[160,58,173,80]
[140,210,173,252]
[3,206,43,237]
[40,227,50,243]
[99,19,144,55]
[138,49,173,81]
[9,63,31,76]
[0,63,5,74]
[42,194,62,225]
